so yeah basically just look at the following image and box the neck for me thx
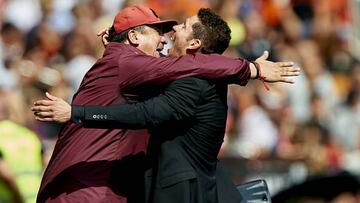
[186,48,199,55]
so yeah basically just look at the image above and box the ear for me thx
[127,30,139,45]
[187,39,202,53]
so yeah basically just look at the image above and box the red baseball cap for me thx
[113,5,178,34]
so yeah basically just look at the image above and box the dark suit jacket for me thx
[72,77,242,203]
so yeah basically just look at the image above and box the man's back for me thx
[37,43,151,203]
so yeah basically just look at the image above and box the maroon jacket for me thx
[37,42,250,202]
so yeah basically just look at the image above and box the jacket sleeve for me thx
[119,53,250,89]
[72,78,205,129]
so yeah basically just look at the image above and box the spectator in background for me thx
[62,28,96,94]
[0,23,24,89]
[330,63,360,152]
[0,154,23,203]
[0,90,43,203]
[236,11,275,62]
[228,84,278,159]
[3,0,42,33]
[146,0,208,20]
[0,90,23,203]
[285,39,339,123]
[296,122,342,175]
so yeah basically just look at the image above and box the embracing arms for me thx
[120,50,299,88]
[32,78,204,127]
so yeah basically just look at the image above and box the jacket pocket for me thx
[159,170,197,188]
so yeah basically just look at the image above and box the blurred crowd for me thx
[0,0,359,202]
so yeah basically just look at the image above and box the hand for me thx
[31,92,71,123]
[97,27,110,47]
[255,51,300,83]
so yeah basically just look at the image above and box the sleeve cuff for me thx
[71,105,85,124]
[237,60,251,86]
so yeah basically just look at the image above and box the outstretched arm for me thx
[98,28,299,86]
[32,78,204,128]
[121,51,299,89]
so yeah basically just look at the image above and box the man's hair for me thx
[191,8,231,54]
[109,25,146,43]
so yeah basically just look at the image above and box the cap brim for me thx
[148,20,178,33]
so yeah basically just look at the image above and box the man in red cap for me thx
[35,5,298,203]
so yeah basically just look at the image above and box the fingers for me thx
[279,77,295,84]
[34,111,54,118]
[285,70,300,76]
[259,51,269,60]
[282,67,301,76]
[281,67,300,76]
[97,27,110,47]
[97,28,108,36]
[281,72,300,77]
[31,106,53,112]
[277,62,301,75]
[33,100,54,106]
[45,92,58,101]
[102,35,109,45]
[286,66,301,72]
[277,61,294,67]
[34,117,55,122]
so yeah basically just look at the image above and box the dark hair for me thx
[192,8,231,54]
[108,25,146,43]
